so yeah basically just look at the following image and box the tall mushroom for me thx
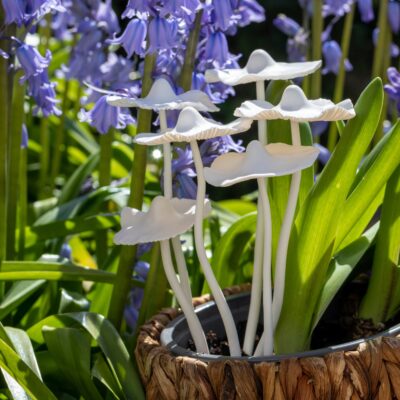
[205,50,322,355]
[135,106,252,356]
[235,85,355,355]
[108,77,218,308]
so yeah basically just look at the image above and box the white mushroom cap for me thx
[134,106,252,145]
[107,78,219,112]
[204,140,319,187]
[234,85,356,122]
[205,49,322,86]
[114,196,212,245]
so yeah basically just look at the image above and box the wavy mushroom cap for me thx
[114,196,212,245]
[234,84,356,122]
[134,106,252,145]
[204,140,319,187]
[107,78,219,112]
[205,49,322,86]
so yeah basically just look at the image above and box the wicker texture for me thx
[135,284,400,399]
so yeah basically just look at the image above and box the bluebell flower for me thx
[298,0,313,15]
[16,44,51,82]
[235,0,265,26]
[204,31,229,66]
[79,95,134,134]
[385,67,400,111]
[122,0,155,18]
[314,144,331,165]
[211,0,234,31]
[109,18,147,57]
[200,135,245,167]
[1,0,25,25]
[95,0,120,35]
[287,31,309,62]
[388,1,400,34]
[357,0,374,23]
[160,0,202,24]
[323,0,353,17]
[274,14,301,37]
[373,28,399,57]
[59,243,72,260]
[148,16,178,53]
[25,0,65,22]
[21,124,29,149]
[310,121,328,137]
[322,40,352,75]
[74,29,103,54]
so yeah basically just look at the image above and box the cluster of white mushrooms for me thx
[108,49,356,357]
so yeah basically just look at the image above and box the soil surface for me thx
[188,273,396,356]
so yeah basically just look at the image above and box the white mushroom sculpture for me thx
[205,50,322,355]
[204,139,319,356]
[135,106,253,356]
[235,85,355,356]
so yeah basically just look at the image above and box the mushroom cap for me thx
[234,85,356,122]
[134,106,252,145]
[114,196,212,245]
[107,78,219,112]
[205,49,322,86]
[204,140,319,187]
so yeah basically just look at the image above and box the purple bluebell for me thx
[59,243,72,260]
[274,14,301,37]
[388,1,400,34]
[211,0,234,31]
[373,28,399,57]
[385,67,400,111]
[322,40,352,75]
[298,0,313,15]
[16,44,51,82]
[235,0,265,26]
[200,136,244,167]
[287,31,309,62]
[74,29,103,54]
[170,146,197,199]
[95,0,120,35]
[310,121,328,137]
[25,0,65,22]
[2,0,25,25]
[124,261,150,331]
[314,144,331,165]
[357,0,374,23]
[21,124,29,149]
[109,18,147,57]
[122,0,155,18]
[160,0,202,23]
[79,95,134,134]
[148,16,178,53]
[204,31,229,66]
[323,0,353,17]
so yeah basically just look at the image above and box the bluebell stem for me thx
[79,95,134,134]
[322,40,353,75]
[388,0,400,34]
[298,0,313,14]
[109,18,147,57]
[373,28,399,57]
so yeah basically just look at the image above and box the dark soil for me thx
[188,273,396,356]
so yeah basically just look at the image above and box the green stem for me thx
[96,130,114,266]
[179,10,203,91]
[50,79,70,191]
[18,146,27,260]
[0,15,10,272]
[6,71,25,260]
[372,0,389,78]
[107,53,156,330]
[327,3,355,152]
[38,118,50,199]
[311,0,323,99]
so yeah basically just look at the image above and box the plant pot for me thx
[135,284,400,399]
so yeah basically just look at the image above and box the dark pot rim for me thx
[160,291,400,363]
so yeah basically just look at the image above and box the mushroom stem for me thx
[256,81,267,146]
[257,177,274,356]
[191,140,241,356]
[160,240,209,353]
[272,120,302,329]
[159,110,192,301]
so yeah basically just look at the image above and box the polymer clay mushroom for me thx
[204,140,319,356]
[108,78,218,316]
[114,196,211,353]
[235,85,355,355]
[135,106,252,356]
[206,51,322,355]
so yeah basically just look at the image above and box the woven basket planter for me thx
[135,284,400,399]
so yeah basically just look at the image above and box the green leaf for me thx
[217,200,257,216]
[276,78,384,353]
[58,151,100,205]
[43,327,103,400]
[0,338,56,400]
[58,289,90,313]
[92,354,124,400]
[313,223,379,329]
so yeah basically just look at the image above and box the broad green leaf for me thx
[43,327,103,400]
[313,223,379,329]
[359,165,400,322]
[59,151,100,205]
[92,354,124,400]
[65,117,98,154]
[0,281,45,320]
[58,289,90,313]
[0,338,56,400]
[276,78,384,353]
[217,200,257,216]
[335,120,400,250]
